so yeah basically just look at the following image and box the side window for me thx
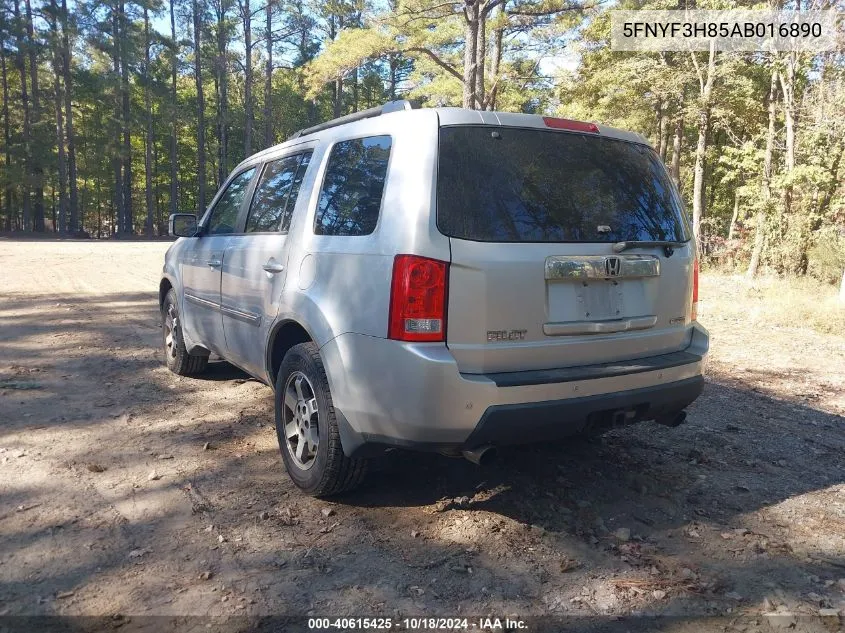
[314,135,392,236]
[206,168,255,235]
[245,152,312,233]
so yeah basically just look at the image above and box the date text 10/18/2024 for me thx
[308,617,528,630]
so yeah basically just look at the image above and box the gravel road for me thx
[1,240,843,632]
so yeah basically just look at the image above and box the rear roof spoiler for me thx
[288,100,418,140]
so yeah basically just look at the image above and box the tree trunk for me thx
[169,0,179,215]
[12,0,32,231]
[24,0,45,231]
[1,24,12,231]
[691,122,707,248]
[50,0,68,233]
[706,129,721,214]
[475,8,485,108]
[112,5,123,234]
[328,16,342,117]
[216,0,229,185]
[351,66,358,112]
[670,113,682,186]
[61,0,78,233]
[388,56,398,100]
[462,1,479,109]
[728,190,739,240]
[193,0,207,213]
[657,99,668,162]
[779,53,796,216]
[120,0,132,235]
[263,0,273,146]
[333,76,343,116]
[110,172,116,236]
[211,70,219,186]
[242,0,253,156]
[748,68,778,279]
[154,140,162,233]
[96,171,102,238]
[779,53,807,272]
[487,1,504,110]
[691,45,716,250]
[144,5,154,237]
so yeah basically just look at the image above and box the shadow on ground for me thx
[1,292,843,623]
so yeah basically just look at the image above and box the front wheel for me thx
[161,289,208,376]
[275,342,367,496]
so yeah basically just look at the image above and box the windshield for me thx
[437,125,690,243]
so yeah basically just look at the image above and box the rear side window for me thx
[246,152,312,233]
[314,135,392,236]
[437,126,688,243]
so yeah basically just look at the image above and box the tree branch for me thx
[507,0,605,17]
[406,46,463,81]
[482,0,507,17]
[689,50,704,94]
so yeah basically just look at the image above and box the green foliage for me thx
[558,1,845,281]
[0,0,842,270]
[807,228,845,285]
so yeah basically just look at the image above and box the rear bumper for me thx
[463,375,703,448]
[319,323,709,457]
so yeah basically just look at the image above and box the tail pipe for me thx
[656,410,688,428]
[462,445,497,466]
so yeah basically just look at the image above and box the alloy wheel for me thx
[164,304,179,361]
[282,371,320,469]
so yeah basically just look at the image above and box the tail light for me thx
[388,255,449,342]
[691,258,699,321]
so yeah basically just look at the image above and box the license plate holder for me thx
[548,279,625,322]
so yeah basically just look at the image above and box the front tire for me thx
[275,342,367,496]
[161,289,208,376]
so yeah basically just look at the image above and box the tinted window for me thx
[246,152,312,233]
[314,136,391,236]
[437,126,689,243]
[206,168,255,235]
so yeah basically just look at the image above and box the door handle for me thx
[262,260,285,274]
[207,259,222,268]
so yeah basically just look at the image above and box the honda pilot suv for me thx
[160,101,709,496]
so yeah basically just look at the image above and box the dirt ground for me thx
[1,240,844,632]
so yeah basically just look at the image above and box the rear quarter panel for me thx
[276,108,449,347]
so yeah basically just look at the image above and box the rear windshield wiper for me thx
[612,240,688,257]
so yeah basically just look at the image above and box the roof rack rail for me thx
[288,100,418,140]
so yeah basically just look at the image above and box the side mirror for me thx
[169,213,198,237]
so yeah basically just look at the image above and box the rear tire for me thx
[161,289,208,376]
[275,342,367,496]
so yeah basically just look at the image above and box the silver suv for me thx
[160,101,709,496]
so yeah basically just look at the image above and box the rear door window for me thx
[437,126,688,243]
[246,152,313,233]
[314,135,392,236]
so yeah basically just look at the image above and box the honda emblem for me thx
[605,256,621,277]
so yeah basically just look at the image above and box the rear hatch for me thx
[438,122,695,374]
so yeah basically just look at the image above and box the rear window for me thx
[314,135,392,236]
[437,126,689,243]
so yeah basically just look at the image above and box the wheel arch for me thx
[159,276,176,309]
[266,319,316,385]
[160,275,208,356]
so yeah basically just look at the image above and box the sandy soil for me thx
[1,240,844,632]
